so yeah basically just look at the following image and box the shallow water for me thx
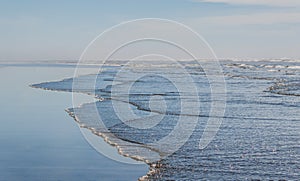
[32,60,300,180]
[0,66,148,181]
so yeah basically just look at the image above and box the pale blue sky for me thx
[0,0,299,61]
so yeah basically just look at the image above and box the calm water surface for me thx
[0,65,148,181]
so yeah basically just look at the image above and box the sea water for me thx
[32,60,300,180]
[0,65,148,181]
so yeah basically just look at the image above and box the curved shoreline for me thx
[30,83,159,180]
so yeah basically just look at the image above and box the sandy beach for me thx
[0,64,148,181]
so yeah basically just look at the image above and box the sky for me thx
[0,0,299,61]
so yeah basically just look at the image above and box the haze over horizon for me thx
[1,0,299,61]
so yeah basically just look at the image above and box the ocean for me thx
[31,60,300,180]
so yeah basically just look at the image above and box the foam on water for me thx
[32,60,300,180]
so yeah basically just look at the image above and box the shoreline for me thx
[0,65,148,181]
[30,83,158,180]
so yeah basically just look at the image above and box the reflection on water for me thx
[0,66,148,181]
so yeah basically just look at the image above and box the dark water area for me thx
[32,60,300,180]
